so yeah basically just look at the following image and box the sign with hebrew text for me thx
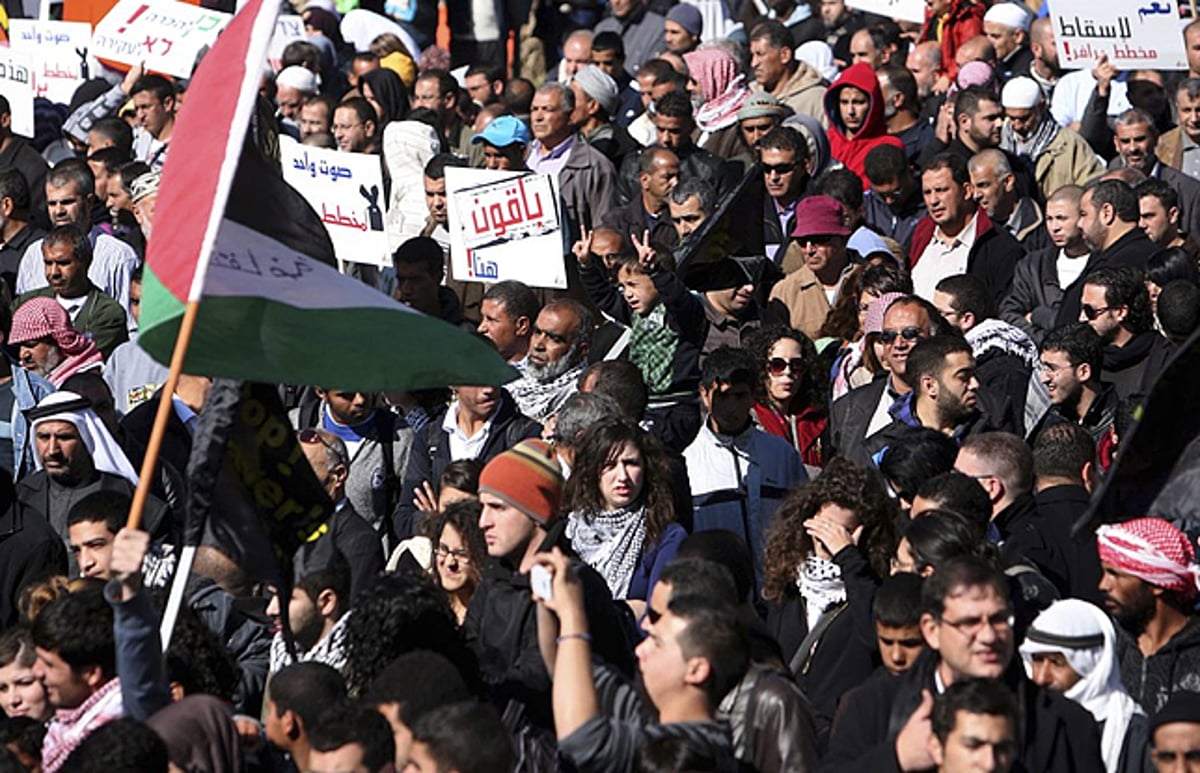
[91,0,232,79]
[1049,0,1188,70]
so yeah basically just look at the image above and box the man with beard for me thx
[824,556,1103,772]
[1096,517,1200,714]
[1000,77,1103,202]
[1078,266,1160,402]
[1028,18,1063,101]
[969,149,1048,251]
[507,300,593,423]
[982,3,1032,81]
[1111,109,1200,239]
[1034,323,1119,444]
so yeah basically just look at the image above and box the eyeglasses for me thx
[879,327,925,345]
[767,357,804,376]
[939,611,1014,638]
[435,543,471,562]
[298,429,349,467]
[332,122,362,132]
[762,162,796,175]
[1081,304,1114,320]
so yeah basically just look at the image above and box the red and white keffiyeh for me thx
[1096,518,1200,599]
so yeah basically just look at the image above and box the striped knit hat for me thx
[479,439,563,525]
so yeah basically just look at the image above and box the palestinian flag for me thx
[137,0,515,391]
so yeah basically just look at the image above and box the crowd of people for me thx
[0,0,1199,770]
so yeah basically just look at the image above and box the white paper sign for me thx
[10,20,97,106]
[445,167,566,289]
[0,49,35,138]
[267,15,306,65]
[1050,0,1188,70]
[845,0,925,25]
[91,0,232,79]
[281,143,391,268]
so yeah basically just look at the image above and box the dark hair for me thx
[763,458,898,601]
[270,662,347,731]
[813,168,864,211]
[43,223,93,267]
[281,40,322,71]
[163,607,240,703]
[130,74,174,104]
[1040,323,1102,374]
[637,736,721,772]
[0,169,29,213]
[654,89,693,122]
[914,471,993,529]
[47,159,94,201]
[864,143,910,185]
[503,77,535,115]
[592,30,625,57]
[581,359,648,420]
[424,152,465,180]
[412,702,515,773]
[953,86,1000,124]
[749,19,792,50]
[564,417,675,546]
[746,325,824,410]
[364,650,471,730]
[905,510,990,574]
[667,596,749,705]
[0,717,45,765]
[88,146,131,175]
[60,719,168,773]
[425,499,487,590]
[922,151,971,186]
[392,235,444,279]
[482,279,540,324]
[66,489,129,534]
[89,117,134,158]
[922,556,1009,619]
[0,626,35,669]
[1088,178,1140,223]
[659,558,739,607]
[758,125,807,158]
[117,161,151,193]
[309,700,396,770]
[932,678,1018,743]
[675,531,755,604]
[935,274,995,322]
[296,547,353,609]
[1158,279,1200,342]
[879,429,961,504]
[874,572,925,627]
[637,59,675,87]
[465,63,505,84]
[861,262,913,297]
[1032,422,1095,482]
[700,346,758,391]
[362,67,411,124]
[1136,177,1180,213]
[336,96,376,130]
[1083,266,1154,334]
[31,587,114,676]
[880,65,918,107]
[1146,247,1200,288]
[903,335,973,391]
[438,459,483,496]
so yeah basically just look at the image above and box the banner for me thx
[10,20,96,106]
[91,0,232,79]
[445,167,567,289]
[267,14,305,66]
[845,0,925,25]
[1049,0,1188,70]
[0,49,35,139]
[280,143,391,268]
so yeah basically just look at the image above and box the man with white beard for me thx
[506,299,593,423]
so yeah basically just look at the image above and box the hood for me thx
[823,62,889,142]
[777,60,825,99]
[384,120,440,177]
[783,114,832,175]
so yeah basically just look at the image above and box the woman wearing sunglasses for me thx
[748,325,828,468]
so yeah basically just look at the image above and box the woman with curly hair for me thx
[761,457,897,741]
[422,500,488,624]
[747,325,828,468]
[563,417,686,616]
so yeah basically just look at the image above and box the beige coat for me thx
[757,61,827,126]
[768,245,831,340]
[1034,126,1105,200]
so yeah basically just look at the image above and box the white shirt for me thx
[912,214,978,301]
[54,294,85,322]
[16,233,138,327]
[866,378,904,438]
[1056,247,1089,289]
[441,399,495,461]
[1050,69,1130,128]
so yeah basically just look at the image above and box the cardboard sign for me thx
[281,142,391,268]
[10,20,97,106]
[0,49,36,138]
[1050,0,1188,70]
[845,0,925,25]
[445,167,567,289]
[267,15,305,66]
[91,0,232,79]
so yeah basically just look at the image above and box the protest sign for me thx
[267,15,306,66]
[281,142,391,268]
[10,20,97,106]
[0,49,35,138]
[845,0,925,25]
[91,0,232,79]
[1049,0,1188,70]
[445,167,567,290]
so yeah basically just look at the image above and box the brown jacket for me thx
[1157,126,1185,170]
[758,62,827,125]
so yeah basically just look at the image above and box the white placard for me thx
[267,15,306,65]
[1050,0,1188,70]
[281,143,391,268]
[845,0,925,25]
[10,20,97,106]
[445,167,566,289]
[0,49,35,138]
[91,0,232,79]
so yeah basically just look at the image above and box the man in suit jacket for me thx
[1112,108,1200,239]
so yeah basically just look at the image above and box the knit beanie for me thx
[478,439,563,525]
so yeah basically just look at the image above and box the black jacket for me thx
[1000,245,1071,345]
[0,502,65,628]
[1002,484,1104,605]
[1117,615,1200,715]
[976,348,1033,436]
[391,391,540,539]
[1101,331,1160,403]
[15,470,173,549]
[601,194,679,253]
[1056,228,1158,328]
[295,501,385,600]
[821,651,1104,773]
[828,375,895,467]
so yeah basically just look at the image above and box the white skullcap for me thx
[276,65,319,95]
[984,2,1030,31]
[571,65,620,116]
[1001,76,1042,109]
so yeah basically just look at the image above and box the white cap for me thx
[983,2,1030,31]
[1001,76,1043,109]
[276,65,319,95]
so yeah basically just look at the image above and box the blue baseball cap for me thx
[471,116,531,148]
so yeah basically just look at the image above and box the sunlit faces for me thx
[598,441,646,510]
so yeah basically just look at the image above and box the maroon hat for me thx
[791,196,851,239]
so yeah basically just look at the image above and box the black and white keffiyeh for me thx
[797,554,846,631]
[509,362,587,422]
[567,505,648,600]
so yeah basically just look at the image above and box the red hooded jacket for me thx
[920,0,985,80]
[823,62,905,188]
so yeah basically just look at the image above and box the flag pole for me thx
[126,299,201,530]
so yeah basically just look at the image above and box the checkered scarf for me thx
[1097,518,1200,599]
[630,305,678,396]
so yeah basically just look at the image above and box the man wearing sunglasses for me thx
[1079,266,1161,403]
[825,556,1103,772]
[759,126,811,263]
[768,195,854,340]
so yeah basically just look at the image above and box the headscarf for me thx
[796,41,838,83]
[384,120,441,243]
[361,68,409,126]
[303,7,345,51]
[683,48,749,133]
[338,8,419,59]
[147,695,244,773]
[9,297,104,387]
[27,391,139,485]
[1096,518,1200,599]
[1019,599,1144,773]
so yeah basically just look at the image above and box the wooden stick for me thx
[126,299,201,530]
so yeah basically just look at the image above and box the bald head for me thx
[956,35,997,68]
[1047,184,1084,208]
